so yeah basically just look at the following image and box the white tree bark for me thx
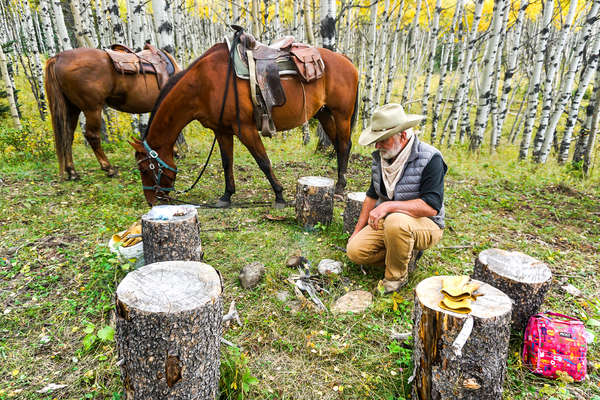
[373,0,390,106]
[52,0,72,50]
[470,0,507,150]
[70,0,95,47]
[303,0,314,45]
[518,0,554,160]
[421,0,442,116]
[319,0,336,49]
[384,0,404,104]
[0,44,21,129]
[553,0,600,163]
[108,0,126,44]
[573,70,600,165]
[494,0,528,150]
[361,0,378,126]
[129,0,145,51]
[583,69,600,174]
[400,0,422,104]
[152,0,174,53]
[20,0,46,118]
[447,0,484,146]
[531,0,578,162]
[273,0,280,38]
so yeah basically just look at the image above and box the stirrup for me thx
[260,114,276,138]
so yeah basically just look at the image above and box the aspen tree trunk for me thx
[273,0,280,38]
[51,0,71,50]
[251,0,260,38]
[173,0,184,64]
[303,0,314,45]
[421,0,442,116]
[583,71,600,175]
[33,10,46,55]
[0,44,21,130]
[152,0,174,53]
[532,0,578,162]
[292,0,299,37]
[70,0,94,47]
[447,0,484,146]
[554,0,600,163]
[20,0,46,119]
[129,0,145,51]
[400,0,422,104]
[39,0,56,55]
[373,0,390,107]
[85,1,99,47]
[494,0,528,150]
[432,0,462,140]
[573,70,600,165]
[320,0,335,49]
[518,0,554,160]
[470,0,506,151]
[551,33,600,164]
[384,1,404,104]
[108,0,126,44]
[361,0,378,127]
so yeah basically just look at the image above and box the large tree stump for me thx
[472,248,552,332]
[142,205,203,265]
[412,276,512,400]
[115,261,223,399]
[343,192,366,233]
[295,176,335,229]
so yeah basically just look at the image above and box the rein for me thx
[142,26,244,199]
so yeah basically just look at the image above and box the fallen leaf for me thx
[265,213,286,221]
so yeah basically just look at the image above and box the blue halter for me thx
[141,140,178,192]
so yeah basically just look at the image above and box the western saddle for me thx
[105,43,176,90]
[226,27,325,137]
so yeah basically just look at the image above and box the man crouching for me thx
[346,103,447,294]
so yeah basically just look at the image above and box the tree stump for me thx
[343,192,366,233]
[115,261,223,399]
[142,205,203,265]
[472,248,552,332]
[412,276,512,400]
[295,176,335,229]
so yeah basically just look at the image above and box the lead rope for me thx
[172,29,243,195]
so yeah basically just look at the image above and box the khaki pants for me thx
[346,213,443,281]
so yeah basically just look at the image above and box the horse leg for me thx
[64,107,81,180]
[236,124,286,207]
[316,108,351,194]
[82,109,117,177]
[215,132,235,208]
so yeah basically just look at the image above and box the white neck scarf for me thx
[381,134,414,199]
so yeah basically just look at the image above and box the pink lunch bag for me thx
[522,312,588,381]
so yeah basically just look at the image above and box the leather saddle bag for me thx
[290,47,324,83]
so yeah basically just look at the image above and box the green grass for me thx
[0,119,599,399]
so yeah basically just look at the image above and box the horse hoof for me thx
[106,168,118,177]
[215,199,231,208]
[68,172,80,181]
[273,201,287,209]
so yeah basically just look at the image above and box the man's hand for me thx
[368,203,390,230]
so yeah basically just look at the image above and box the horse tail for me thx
[350,84,359,133]
[44,56,71,178]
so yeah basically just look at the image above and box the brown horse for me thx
[44,47,180,180]
[131,42,359,207]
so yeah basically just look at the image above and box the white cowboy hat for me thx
[358,103,425,146]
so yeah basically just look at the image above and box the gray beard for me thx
[380,144,402,160]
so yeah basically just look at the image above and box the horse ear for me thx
[128,137,144,152]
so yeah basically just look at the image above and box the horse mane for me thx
[143,43,226,139]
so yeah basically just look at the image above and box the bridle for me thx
[137,140,178,194]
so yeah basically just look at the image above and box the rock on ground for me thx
[331,290,373,313]
[239,262,266,289]
[318,259,343,275]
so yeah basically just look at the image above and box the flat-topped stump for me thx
[142,205,203,265]
[343,192,366,233]
[412,275,512,400]
[295,176,335,229]
[115,261,223,399]
[472,248,552,332]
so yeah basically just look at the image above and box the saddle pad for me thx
[225,36,297,80]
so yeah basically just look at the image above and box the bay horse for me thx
[44,47,180,180]
[131,40,359,207]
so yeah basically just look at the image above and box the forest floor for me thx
[0,125,599,399]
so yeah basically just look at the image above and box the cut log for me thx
[115,261,223,399]
[472,248,552,332]
[343,191,366,233]
[412,275,512,400]
[295,176,335,229]
[142,205,203,265]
